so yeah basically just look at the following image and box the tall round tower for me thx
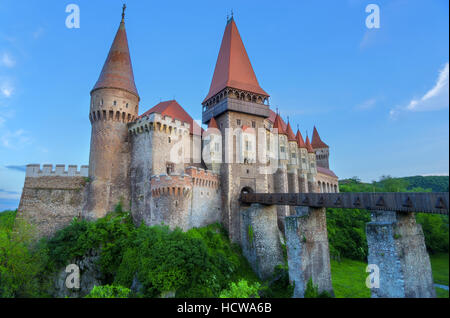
[85,6,140,219]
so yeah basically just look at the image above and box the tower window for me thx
[252,121,256,128]
[126,103,129,108]
[168,137,171,143]
[100,99,103,106]
[280,146,285,153]
[166,162,174,175]
[237,119,241,126]
[113,100,117,106]
[214,142,220,152]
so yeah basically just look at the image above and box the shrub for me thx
[219,280,260,298]
[85,285,130,298]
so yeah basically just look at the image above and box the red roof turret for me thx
[311,126,329,149]
[272,113,287,135]
[286,122,296,142]
[305,135,314,153]
[296,130,307,148]
[92,7,139,98]
[203,18,269,103]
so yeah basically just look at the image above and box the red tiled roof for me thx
[272,112,287,135]
[296,130,307,148]
[286,122,296,142]
[305,135,314,153]
[203,18,269,103]
[208,117,219,129]
[139,100,201,135]
[268,109,287,131]
[317,166,337,178]
[311,126,329,149]
[92,16,139,98]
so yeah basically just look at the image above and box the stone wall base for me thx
[366,211,436,298]
[240,203,284,280]
[285,207,333,297]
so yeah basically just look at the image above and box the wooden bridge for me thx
[240,192,449,215]
[238,190,449,298]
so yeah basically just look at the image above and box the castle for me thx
[18,9,338,241]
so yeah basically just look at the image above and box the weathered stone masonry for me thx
[18,164,89,238]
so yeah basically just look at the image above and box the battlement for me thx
[25,164,89,178]
[128,112,191,136]
[150,173,193,197]
[186,166,220,188]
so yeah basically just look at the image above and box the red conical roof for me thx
[311,126,329,149]
[296,130,307,148]
[208,116,219,129]
[272,113,287,135]
[139,100,201,135]
[203,18,269,103]
[92,13,139,98]
[305,135,314,153]
[286,122,296,141]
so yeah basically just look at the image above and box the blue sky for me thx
[0,0,448,210]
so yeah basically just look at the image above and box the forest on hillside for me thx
[328,175,449,261]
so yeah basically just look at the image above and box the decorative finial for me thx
[231,9,234,18]
[276,107,279,114]
[297,124,299,130]
[122,4,126,21]
[287,116,290,123]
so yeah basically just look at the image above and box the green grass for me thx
[330,258,371,298]
[435,287,449,298]
[330,254,449,298]
[430,253,449,286]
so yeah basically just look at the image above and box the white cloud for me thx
[0,189,21,200]
[355,98,376,111]
[1,52,15,68]
[33,27,45,40]
[0,80,14,98]
[1,129,31,148]
[390,62,449,118]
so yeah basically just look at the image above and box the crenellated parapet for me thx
[26,164,89,177]
[128,113,191,136]
[150,173,192,197]
[185,166,220,188]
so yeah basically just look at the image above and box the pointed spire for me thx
[305,135,314,153]
[286,121,296,141]
[91,6,139,98]
[273,113,287,135]
[203,18,269,103]
[311,126,329,149]
[208,117,219,129]
[296,130,307,148]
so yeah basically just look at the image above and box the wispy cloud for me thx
[0,52,15,68]
[5,165,26,172]
[33,27,45,40]
[1,129,31,148]
[0,189,21,200]
[355,98,376,111]
[390,62,449,119]
[0,79,14,98]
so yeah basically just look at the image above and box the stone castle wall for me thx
[18,164,89,238]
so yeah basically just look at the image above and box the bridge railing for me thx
[240,192,449,215]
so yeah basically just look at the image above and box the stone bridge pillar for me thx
[366,211,436,298]
[285,207,333,297]
[240,203,284,280]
